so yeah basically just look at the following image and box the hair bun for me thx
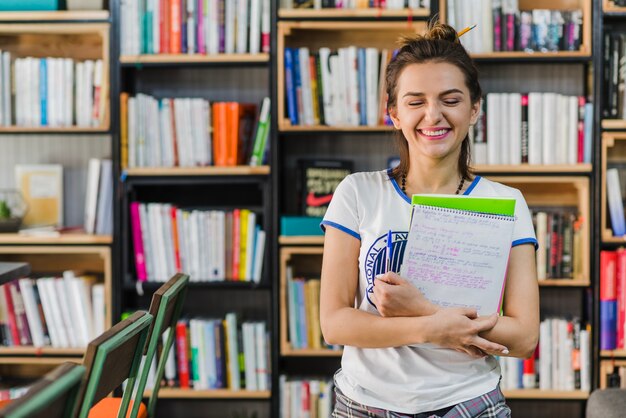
[425,21,459,44]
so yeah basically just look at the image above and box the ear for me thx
[469,99,481,125]
[388,107,401,130]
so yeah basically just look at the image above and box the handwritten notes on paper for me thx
[399,205,515,315]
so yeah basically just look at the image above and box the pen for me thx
[457,24,477,38]
[386,229,393,272]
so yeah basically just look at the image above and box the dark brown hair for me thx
[387,21,482,183]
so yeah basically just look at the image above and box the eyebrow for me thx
[402,89,465,98]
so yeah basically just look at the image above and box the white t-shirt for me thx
[321,169,537,414]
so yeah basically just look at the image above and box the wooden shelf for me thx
[604,0,626,14]
[538,279,590,287]
[279,124,392,132]
[470,51,591,60]
[278,8,429,19]
[0,233,112,245]
[601,350,626,357]
[0,126,109,133]
[124,166,270,177]
[279,236,324,245]
[0,356,82,365]
[601,133,626,242]
[473,164,592,173]
[0,347,84,356]
[120,53,269,65]
[501,390,589,400]
[602,234,626,244]
[602,119,626,129]
[0,11,110,22]
[144,389,271,399]
[281,348,342,357]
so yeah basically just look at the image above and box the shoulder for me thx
[471,176,524,200]
[344,170,389,185]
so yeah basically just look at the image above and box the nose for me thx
[424,102,443,124]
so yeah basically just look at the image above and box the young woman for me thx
[320,22,539,417]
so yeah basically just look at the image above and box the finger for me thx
[464,345,487,358]
[460,308,478,319]
[472,336,509,355]
[473,314,498,331]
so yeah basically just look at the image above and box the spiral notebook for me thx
[399,194,516,316]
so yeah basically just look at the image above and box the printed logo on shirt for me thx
[365,231,408,308]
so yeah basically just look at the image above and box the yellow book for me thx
[308,279,322,349]
[239,209,250,281]
[15,164,63,228]
[120,92,129,170]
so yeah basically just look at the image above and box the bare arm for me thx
[478,244,540,358]
[320,226,509,354]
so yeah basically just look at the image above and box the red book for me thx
[8,282,32,346]
[161,0,170,53]
[212,102,229,166]
[130,202,147,282]
[170,206,182,272]
[170,0,181,54]
[601,250,618,300]
[577,96,585,163]
[2,284,20,346]
[617,248,626,348]
[225,102,240,167]
[176,320,190,388]
[232,209,241,280]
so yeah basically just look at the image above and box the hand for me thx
[426,308,509,358]
[372,272,438,317]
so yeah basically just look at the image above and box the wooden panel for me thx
[125,166,270,176]
[502,389,588,399]
[145,389,271,399]
[120,53,269,64]
[0,233,112,245]
[278,8,430,18]
[0,11,110,21]
[602,133,626,241]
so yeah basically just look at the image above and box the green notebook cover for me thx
[411,194,516,216]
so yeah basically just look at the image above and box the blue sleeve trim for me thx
[320,220,361,240]
[512,237,538,250]
[464,176,481,195]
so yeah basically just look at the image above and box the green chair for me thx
[0,362,85,418]
[74,310,153,418]
[88,273,189,418]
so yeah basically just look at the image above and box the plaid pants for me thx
[332,385,511,418]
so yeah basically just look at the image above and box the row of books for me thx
[131,203,266,283]
[280,0,428,9]
[279,376,334,418]
[121,0,271,56]
[0,385,29,402]
[0,54,105,128]
[471,93,593,166]
[142,315,269,391]
[0,272,105,348]
[500,318,590,391]
[284,46,390,127]
[448,0,583,54]
[532,209,582,280]
[603,32,626,119]
[600,249,626,350]
[122,94,270,168]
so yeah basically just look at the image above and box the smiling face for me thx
[389,61,480,165]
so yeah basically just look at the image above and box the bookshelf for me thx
[601,132,626,242]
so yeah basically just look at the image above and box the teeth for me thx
[421,129,448,136]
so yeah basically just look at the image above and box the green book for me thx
[410,194,516,216]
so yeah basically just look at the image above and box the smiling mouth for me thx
[418,128,451,138]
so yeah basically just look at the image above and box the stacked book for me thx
[599,249,626,351]
[279,376,334,418]
[122,93,270,168]
[120,0,271,56]
[130,203,266,283]
[471,93,593,166]
[499,317,590,392]
[284,46,391,127]
[532,208,582,280]
[144,314,270,391]
[447,1,583,54]
[0,52,106,128]
[0,272,105,348]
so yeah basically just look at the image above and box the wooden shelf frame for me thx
[0,11,110,22]
[277,20,427,132]
[602,119,626,129]
[119,53,269,65]
[0,245,112,330]
[438,0,592,58]
[501,390,589,400]
[604,0,626,13]
[486,176,591,282]
[601,133,626,242]
[281,348,342,357]
[143,389,271,399]
[278,8,430,19]
[600,359,626,388]
[0,233,112,245]
[279,246,325,355]
[0,22,110,131]
[601,350,626,357]
[0,347,84,356]
[472,164,592,174]
[123,166,270,177]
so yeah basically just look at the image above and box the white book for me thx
[203,320,217,388]
[95,159,113,235]
[0,49,5,126]
[207,0,220,55]
[163,329,177,385]
[580,329,590,391]
[365,48,379,127]
[508,93,522,165]
[54,278,78,347]
[176,209,188,277]
[31,58,41,127]
[203,99,212,165]
[329,54,346,126]
[161,204,176,280]
[84,158,101,234]
[505,357,520,389]
[159,99,174,167]
[486,93,500,165]
[187,0,196,54]
[252,229,266,283]
[149,96,161,167]
[242,322,258,390]
[83,60,95,127]
[607,168,626,236]
[527,92,543,164]
[481,0,494,53]
[92,283,105,336]
[217,211,226,280]
[152,0,160,54]
[500,93,510,165]
[2,52,11,125]
[236,0,249,54]
[346,46,360,126]
[62,271,89,347]
[64,58,73,126]
[567,96,579,165]
[555,94,569,165]
[249,0,261,54]
[541,93,557,165]
[298,47,314,126]
[254,322,268,390]
[539,319,552,389]
[43,278,69,347]
[225,0,236,54]
[92,60,103,126]
[18,279,46,347]
[139,203,155,281]
[225,312,240,390]
[261,0,270,53]
[36,278,61,347]
[318,48,333,126]
[551,319,559,389]
[535,212,548,280]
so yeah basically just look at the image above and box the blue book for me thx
[281,216,324,236]
[296,279,308,348]
[357,48,367,126]
[284,48,299,126]
[293,48,303,125]
[601,299,617,350]
[39,59,47,126]
[0,0,58,11]
[203,320,217,389]
[583,102,593,164]
[214,320,225,388]
[607,168,626,236]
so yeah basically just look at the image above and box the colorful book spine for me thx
[130,202,148,282]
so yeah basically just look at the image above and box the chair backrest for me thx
[0,362,85,418]
[75,310,153,418]
[131,273,189,418]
